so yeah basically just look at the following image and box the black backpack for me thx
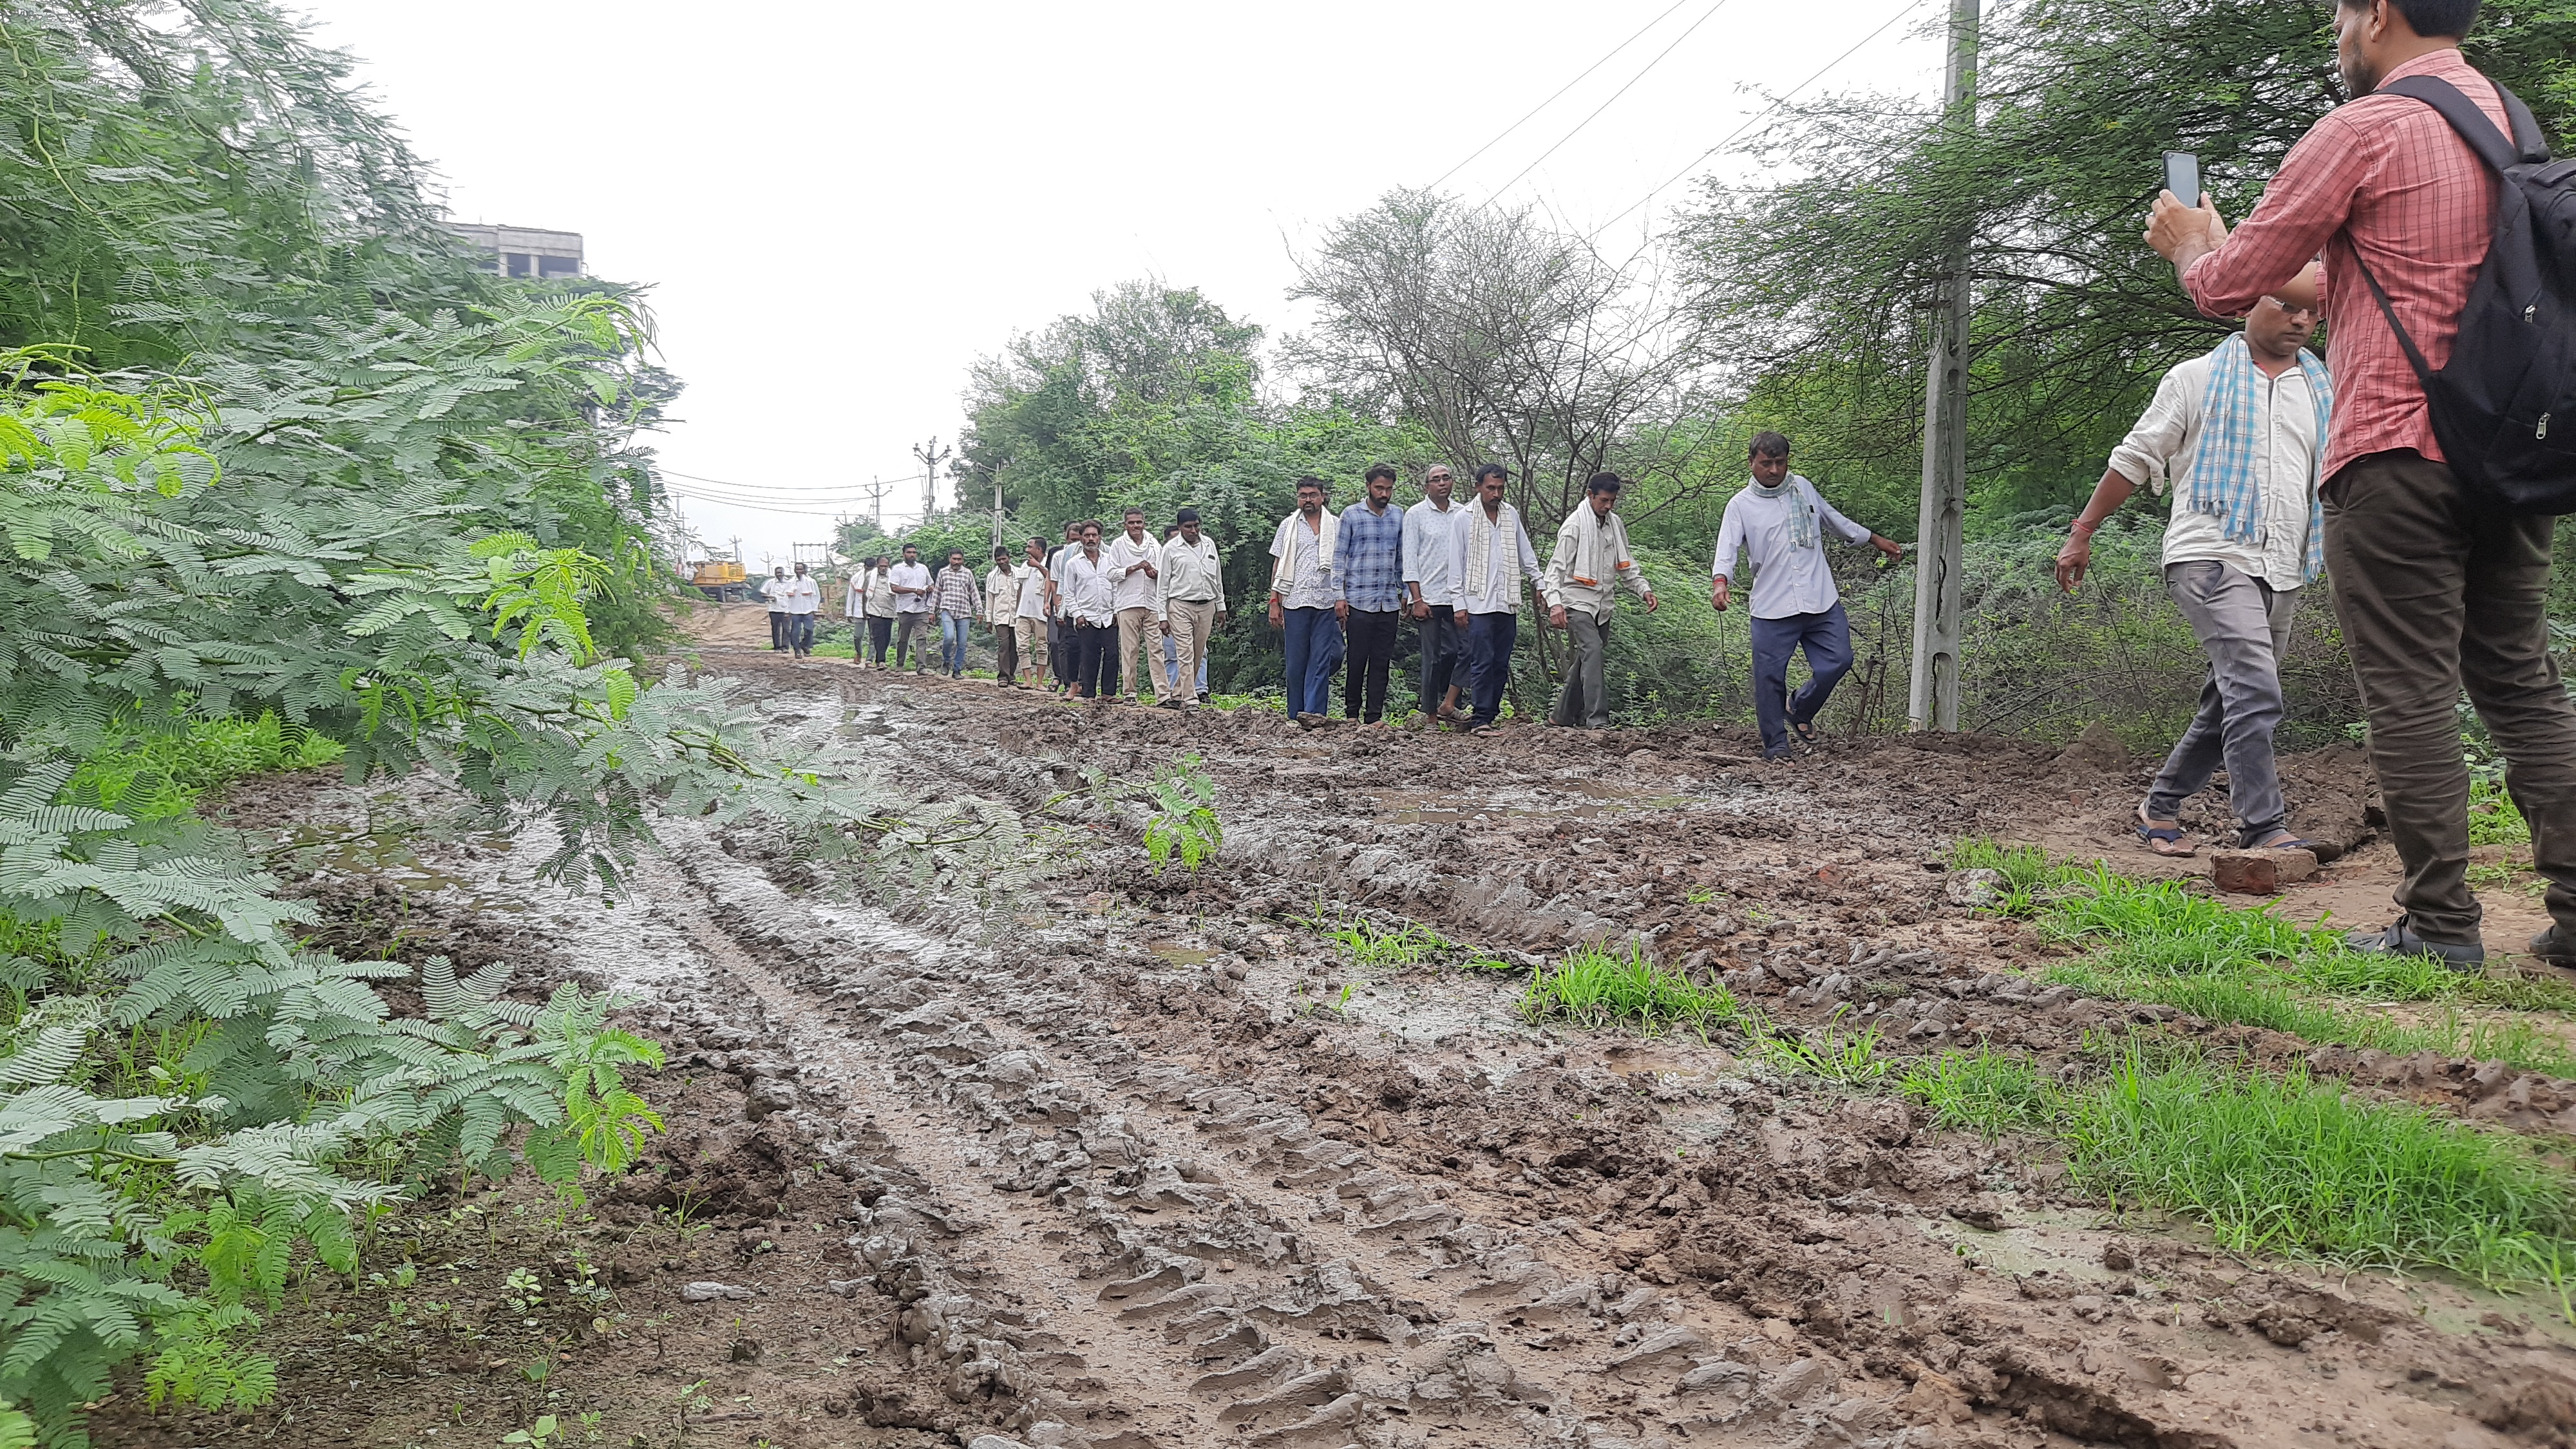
[2351,75,2576,513]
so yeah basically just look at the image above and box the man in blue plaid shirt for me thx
[1336,464,1408,724]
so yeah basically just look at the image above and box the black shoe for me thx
[2530,927,2576,967]
[2347,916,2486,970]
[1763,745,1795,763]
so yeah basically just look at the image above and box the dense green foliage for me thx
[0,4,1011,1441]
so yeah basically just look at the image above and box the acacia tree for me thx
[1289,189,1721,694]
[1674,0,2576,527]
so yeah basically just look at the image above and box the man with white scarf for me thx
[1712,433,1903,761]
[1267,476,1343,725]
[1543,472,1658,731]
[2056,266,2329,859]
[1446,463,1546,736]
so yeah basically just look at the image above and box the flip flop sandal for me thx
[2248,832,2320,852]
[1471,724,1503,737]
[1792,720,1822,746]
[2136,802,2197,857]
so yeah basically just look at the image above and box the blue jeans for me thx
[786,613,815,656]
[1160,632,1209,692]
[940,615,972,676]
[1750,603,1855,755]
[1465,611,1519,726]
[1282,607,1342,716]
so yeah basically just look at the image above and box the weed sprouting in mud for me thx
[1300,907,1518,974]
[1899,1046,2054,1137]
[1087,754,1222,872]
[1519,944,1739,1036]
[1750,1015,1893,1086]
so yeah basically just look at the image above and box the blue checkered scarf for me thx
[2181,333,2333,583]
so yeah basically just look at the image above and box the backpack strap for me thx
[2352,252,2438,393]
[2379,75,2550,172]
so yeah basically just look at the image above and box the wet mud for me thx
[120,643,2576,1449]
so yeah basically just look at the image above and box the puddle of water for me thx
[1147,940,1214,967]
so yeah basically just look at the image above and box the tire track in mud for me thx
[627,837,1877,1449]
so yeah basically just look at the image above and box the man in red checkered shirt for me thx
[2146,0,2576,969]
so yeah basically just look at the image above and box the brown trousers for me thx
[2324,450,2576,945]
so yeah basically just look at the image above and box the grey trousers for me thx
[893,611,931,671]
[2144,561,2297,843]
[1551,610,1613,730]
[2325,449,2576,945]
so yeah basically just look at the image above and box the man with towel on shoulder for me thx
[1711,433,1903,761]
[1267,476,1343,726]
[2056,264,2330,860]
[1544,471,1657,732]
[1448,463,1546,737]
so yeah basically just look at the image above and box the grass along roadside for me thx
[1952,840,2576,1074]
[1901,1045,2576,1304]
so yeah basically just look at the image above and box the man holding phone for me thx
[2144,0,2576,968]
[2056,267,2328,860]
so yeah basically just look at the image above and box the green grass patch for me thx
[1901,1043,2576,1303]
[64,712,343,820]
[1519,943,1739,1036]
[2472,777,2531,846]
[1300,909,1517,974]
[2072,1054,2576,1288]
[1949,839,2576,1067]
[1750,1016,1892,1086]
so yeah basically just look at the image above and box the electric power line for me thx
[1587,0,1930,239]
[660,467,918,496]
[1479,0,1741,207]
[1424,0,1698,193]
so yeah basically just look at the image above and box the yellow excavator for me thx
[690,557,748,601]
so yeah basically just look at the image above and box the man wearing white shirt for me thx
[1014,536,1053,687]
[1542,473,1658,731]
[1104,508,1166,705]
[775,562,822,658]
[1267,477,1343,726]
[1447,464,1545,735]
[761,565,790,652]
[1710,433,1903,761]
[853,554,896,668]
[889,543,933,674]
[1402,464,1469,723]
[1045,522,1085,694]
[2055,277,2329,857]
[983,545,1023,688]
[1058,521,1121,698]
[1158,507,1226,709]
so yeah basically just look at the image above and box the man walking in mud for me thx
[1059,520,1121,698]
[849,554,895,668]
[777,561,822,658]
[983,544,1023,687]
[1106,507,1166,705]
[1544,472,1656,732]
[1159,506,1226,709]
[1404,464,1469,725]
[2147,0,2576,967]
[1337,464,1406,725]
[1448,464,1545,736]
[889,542,933,674]
[1269,476,1343,726]
[933,546,982,678]
[1710,433,1904,761]
[2057,269,2330,860]
[761,564,790,651]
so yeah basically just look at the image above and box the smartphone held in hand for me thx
[2162,150,2199,207]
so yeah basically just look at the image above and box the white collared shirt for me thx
[776,575,821,615]
[983,565,1023,626]
[1450,502,1543,615]
[2108,350,2324,591]
[1710,477,1872,620]
[1058,548,1118,626]
[1403,496,1467,608]
[1268,510,1340,611]
[1159,534,1226,611]
[1104,531,1162,616]
[889,561,933,613]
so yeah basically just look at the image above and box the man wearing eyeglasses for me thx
[2055,267,2331,863]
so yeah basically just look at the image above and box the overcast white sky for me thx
[299,0,1947,568]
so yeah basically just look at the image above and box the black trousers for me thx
[1343,609,1399,721]
[768,611,787,650]
[1419,604,1465,714]
[866,616,892,663]
[1050,616,1075,686]
[1070,622,1118,697]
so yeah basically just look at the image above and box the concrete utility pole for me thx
[866,478,889,531]
[1908,0,1980,732]
[912,438,951,524]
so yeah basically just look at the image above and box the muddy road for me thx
[137,638,2576,1449]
